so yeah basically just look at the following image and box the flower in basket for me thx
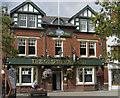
[96,67,104,76]
[66,68,73,74]
[37,88,46,91]
[43,69,52,78]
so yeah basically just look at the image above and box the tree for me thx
[92,0,120,61]
[1,5,18,58]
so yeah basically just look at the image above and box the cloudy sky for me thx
[1,0,101,17]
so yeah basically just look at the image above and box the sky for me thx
[1,0,101,18]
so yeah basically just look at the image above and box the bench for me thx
[29,90,47,97]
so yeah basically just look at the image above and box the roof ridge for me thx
[44,15,70,19]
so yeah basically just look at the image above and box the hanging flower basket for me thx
[42,69,52,79]
[66,68,73,75]
[96,67,103,76]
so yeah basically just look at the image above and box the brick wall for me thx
[0,26,2,96]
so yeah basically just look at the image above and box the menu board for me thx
[4,69,16,98]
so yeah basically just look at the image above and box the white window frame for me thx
[19,14,37,28]
[55,40,63,57]
[88,20,95,32]
[89,42,96,57]
[18,38,26,56]
[28,15,37,28]
[19,14,27,27]
[28,39,37,56]
[76,67,95,85]
[80,41,87,57]
[16,66,38,86]
[80,19,87,32]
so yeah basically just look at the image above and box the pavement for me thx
[16,89,120,97]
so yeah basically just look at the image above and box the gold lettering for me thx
[32,59,35,64]
[51,59,55,64]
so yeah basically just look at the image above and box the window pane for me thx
[112,69,120,85]
[22,68,31,83]
[22,75,31,83]
[18,46,25,54]
[34,68,37,82]
[19,14,27,27]
[89,20,95,32]
[28,15,36,27]
[80,42,86,56]
[84,68,92,82]
[18,39,26,55]
[89,42,95,56]
[80,19,87,32]
[78,68,83,82]
[28,39,36,55]
[80,48,86,55]
[89,49,95,56]
[16,68,19,83]
[28,46,35,55]
[85,75,92,82]
[55,40,63,56]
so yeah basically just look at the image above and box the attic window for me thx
[52,18,64,25]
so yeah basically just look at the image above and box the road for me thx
[16,89,120,98]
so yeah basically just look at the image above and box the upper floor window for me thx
[28,39,36,56]
[80,19,87,32]
[19,14,36,28]
[18,38,37,56]
[88,20,95,32]
[28,15,36,27]
[80,41,87,57]
[55,40,63,57]
[18,38,26,56]
[89,42,96,57]
[19,14,27,27]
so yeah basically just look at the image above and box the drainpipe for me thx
[45,25,47,58]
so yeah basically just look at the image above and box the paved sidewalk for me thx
[17,89,119,97]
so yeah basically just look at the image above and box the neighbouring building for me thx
[6,0,108,93]
[107,35,120,90]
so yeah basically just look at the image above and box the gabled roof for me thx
[10,0,46,16]
[69,5,96,21]
[42,16,75,27]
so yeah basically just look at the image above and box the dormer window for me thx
[19,14,27,27]
[88,20,95,32]
[19,14,36,28]
[80,19,87,32]
[52,18,64,25]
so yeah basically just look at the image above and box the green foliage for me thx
[92,0,120,61]
[1,5,18,58]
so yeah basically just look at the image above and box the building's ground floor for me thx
[7,58,108,93]
[108,63,120,90]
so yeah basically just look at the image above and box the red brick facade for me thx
[6,1,108,93]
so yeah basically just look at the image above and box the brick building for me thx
[7,0,108,93]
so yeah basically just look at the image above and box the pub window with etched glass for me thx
[89,42,96,57]
[16,67,38,85]
[28,39,36,56]
[80,41,87,57]
[22,68,31,83]
[18,38,26,55]
[55,40,63,57]
[77,68,94,84]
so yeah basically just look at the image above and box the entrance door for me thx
[53,72,61,90]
